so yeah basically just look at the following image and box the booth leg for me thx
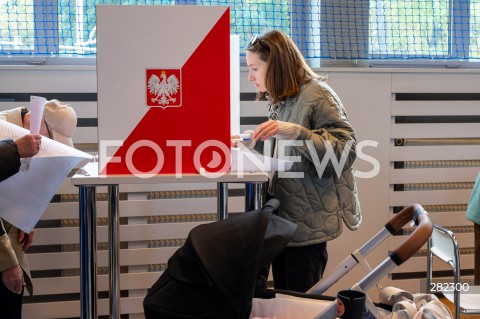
[217,182,228,220]
[108,185,121,318]
[245,182,266,211]
[79,186,97,319]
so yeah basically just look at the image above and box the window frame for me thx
[0,0,479,68]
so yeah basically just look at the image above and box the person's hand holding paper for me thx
[19,96,46,171]
[14,134,42,158]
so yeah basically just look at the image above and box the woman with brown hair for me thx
[243,29,362,292]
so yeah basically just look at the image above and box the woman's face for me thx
[246,51,268,93]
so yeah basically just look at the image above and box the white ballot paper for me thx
[230,147,294,173]
[29,95,46,134]
[0,120,93,233]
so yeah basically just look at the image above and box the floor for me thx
[438,295,480,319]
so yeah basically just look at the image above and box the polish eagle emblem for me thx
[147,70,181,108]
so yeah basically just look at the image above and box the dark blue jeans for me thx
[271,242,328,293]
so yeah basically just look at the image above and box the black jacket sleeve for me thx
[0,138,21,237]
[0,138,21,182]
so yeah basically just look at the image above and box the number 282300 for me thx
[429,282,470,292]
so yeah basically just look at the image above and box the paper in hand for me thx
[0,120,93,232]
[29,95,46,134]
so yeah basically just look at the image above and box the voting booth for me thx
[96,5,234,177]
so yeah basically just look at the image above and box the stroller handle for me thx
[388,204,433,265]
[386,203,427,233]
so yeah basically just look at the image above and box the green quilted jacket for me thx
[256,79,362,246]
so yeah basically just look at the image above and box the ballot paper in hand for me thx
[230,147,293,173]
[29,95,46,134]
[19,95,47,172]
[0,120,93,233]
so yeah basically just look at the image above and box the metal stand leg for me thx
[217,182,228,220]
[108,185,120,318]
[79,186,97,319]
[245,182,265,211]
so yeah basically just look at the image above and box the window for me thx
[0,0,35,53]
[207,0,290,50]
[369,0,451,58]
[369,0,480,60]
[1,0,479,65]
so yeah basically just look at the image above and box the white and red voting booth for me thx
[96,5,234,177]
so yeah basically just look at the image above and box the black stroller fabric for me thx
[143,199,297,319]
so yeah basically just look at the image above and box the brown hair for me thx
[246,29,320,105]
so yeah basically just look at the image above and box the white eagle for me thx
[148,71,180,106]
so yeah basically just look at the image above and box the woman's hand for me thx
[231,131,255,149]
[231,135,240,148]
[252,119,279,141]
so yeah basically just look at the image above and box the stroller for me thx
[143,199,297,319]
[144,200,445,319]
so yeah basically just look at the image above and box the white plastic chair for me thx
[426,224,480,319]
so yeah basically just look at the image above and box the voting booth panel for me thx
[96,5,232,177]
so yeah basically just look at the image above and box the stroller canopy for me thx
[144,199,297,319]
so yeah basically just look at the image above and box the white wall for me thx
[1,65,479,317]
